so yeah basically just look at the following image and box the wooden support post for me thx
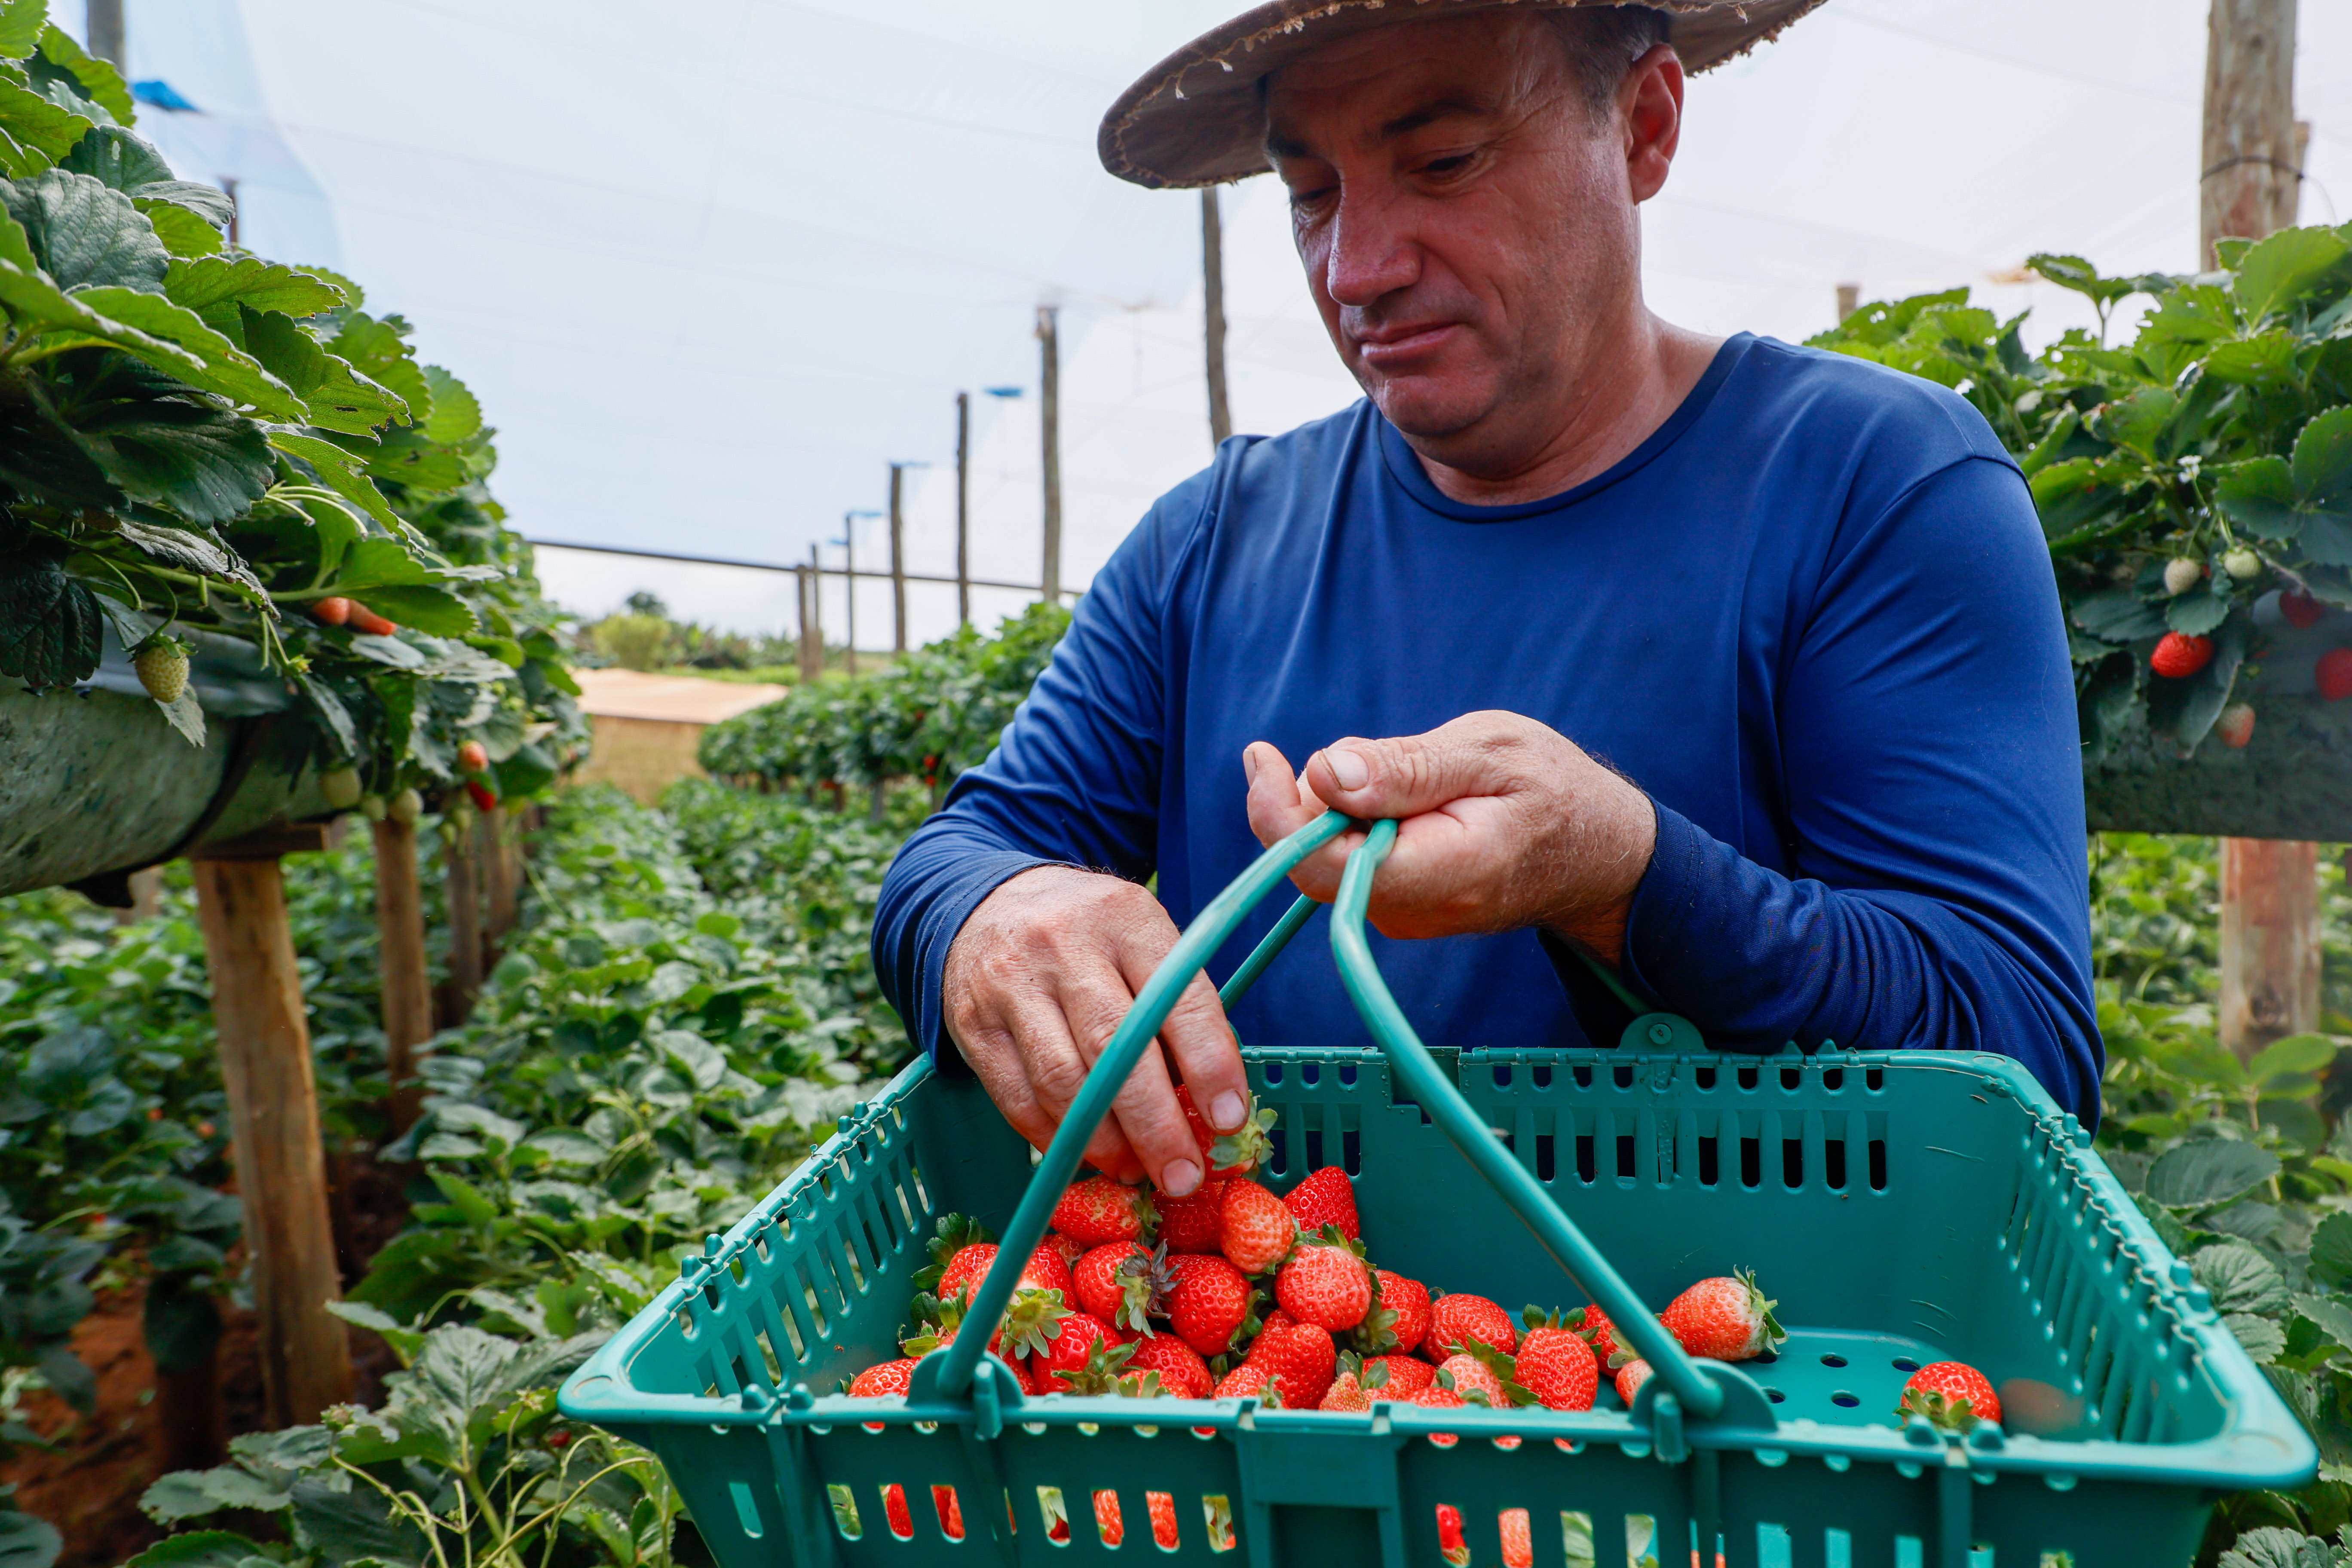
[1202,187,1231,447]
[2205,0,2308,1058]
[889,463,909,654]
[1835,282,1860,324]
[442,823,484,1025]
[797,557,824,683]
[1037,304,1062,603]
[190,829,353,1429]
[481,806,520,948]
[371,816,432,1133]
[956,391,972,627]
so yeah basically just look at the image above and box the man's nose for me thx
[1321,184,1420,309]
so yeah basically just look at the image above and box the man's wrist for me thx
[1536,787,1659,967]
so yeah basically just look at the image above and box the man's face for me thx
[1265,15,1667,461]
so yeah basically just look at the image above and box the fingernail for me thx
[1163,1159,1201,1197]
[1326,747,1369,791]
[1210,1091,1246,1131]
[1244,747,1260,785]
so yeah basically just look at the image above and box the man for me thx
[873,0,2098,1199]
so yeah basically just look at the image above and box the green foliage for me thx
[0,3,579,804]
[576,593,799,675]
[1812,224,2352,757]
[699,601,1070,793]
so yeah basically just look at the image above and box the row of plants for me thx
[697,601,1069,797]
[0,4,582,814]
[575,591,803,681]
[1811,222,2352,763]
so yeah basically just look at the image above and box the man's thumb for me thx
[1305,733,1488,816]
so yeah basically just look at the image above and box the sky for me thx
[71,0,2352,648]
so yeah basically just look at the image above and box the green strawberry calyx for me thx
[1899,1386,1983,1433]
[998,1287,1072,1361]
[1460,1338,1538,1408]
[1114,1243,1175,1333]
[1209,1104,1278,1172]
[1736,1266,1786,1352]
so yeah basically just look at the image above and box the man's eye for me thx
[1421,154,1475,177]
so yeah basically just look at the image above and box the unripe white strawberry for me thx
[133,636,190,704]
[2163,558,2204,596]
[359,794,389,822]
[2222,548,2262,584]
[321,766,362,809]
[2217,702,2256,750]
[388,787,424,824]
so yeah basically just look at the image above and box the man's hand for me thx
[1243,711,1657,962]
[942,866,1251,1195]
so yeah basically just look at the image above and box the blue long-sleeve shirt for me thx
[874,334,2101,1121]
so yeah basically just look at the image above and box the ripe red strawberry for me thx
[1028,1310,1116,1389]
[1155,1179,1226,1253]
[1219,1180,1296,1274]
[1319,1369,1373,1412]
[1514,1326,1598,1411]
[1213,1363,1283,1404]
[932,1486,965,1541]
[1126,1333,1212,1399]
[2282,589,2328,628]
[1043,1231,1087,1269]
[133,636,191,704]
[1276,1237,1371,1330]
[1660,1269,1784,1362]
[1054,1175,1155,1246]
[466,779,499,812]
[1436,1353,1509,1406]
[2320,648,2352,702]
[936,1242,1070,1303]
[1281,1167,1359,1239]
[1424,1293,1517,1360]
[1500,1509,1533,1568]
[2217,702,2257,748]
[1899,1361,2001,1432]
[848,1359,918,1397]
[457,739,490,772]
[1613,1358,1653,1404]
[1436,1503,1470,1568]
[347,603,398,635]
[1413,1384,1467,1447]
[1165,1253,1252,1357]
[1177,1084,1274,1173]
[1256,1308,1296,1340]
[1093,1491,1123,1547]
[1359,1271,1430,1355]
[1369,1354,1435,1398]
[1250,1323,1337,1408]
[1567,1304,1618,1362]
[2150,632,2214,679]
[311,597,353,626]
[1148,1493,1179,1551]
[1074,1242,1152,1329]
[883,1484,913,1539]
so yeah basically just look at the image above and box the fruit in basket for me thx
[1126,1332,1212,1398]
[1247,1322,1337,1408]
[1219,1179,1297,1273]
[1318,1355,1389,1412]
[1612,1357,1652,1404]
[935,1239,1072,1304]
[1214,1364,1283,1404]
[1282,1167,1359,1239]
[1165,1253,1252,1356]
[1436,1504,1470,1568]
[1275,1229,1372,1330]
[1050,1335,1164,1397]
[1353,1269,1430,1355]
[1178,1084,1275,1173]
[1155,1179,1226,1253]
[1436,1353,1512,1406]
[1564,1303,1618,1361]
[1369,1354,1434,1397]
[1513,1322,1599,1411]
[1028,1310,1118,1389]
[1500,1508,1533,1568]
[1148,1493,1179,1551]
[884,1485,913,1539]
[848,1359,918,1397]
[1425,1292,1518,1360]
[1660,1269,1783,1361]
[1898,1361,2000,1432]
[1043,1231,1087,1268]
[1412,1383,1467,1448]
[1075,1241,1166,1332]
[1054,1174,1156,1245]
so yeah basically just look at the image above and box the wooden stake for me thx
[190,845,352,1428]
[371,816,432,1132]
[889,463,909,654]
[797,557,824,684]
[1202,187,1232,447]
[2205,0,2309,1059]
[481,806,520,946]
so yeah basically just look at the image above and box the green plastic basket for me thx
[561,814,2315,1568]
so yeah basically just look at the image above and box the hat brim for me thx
[1098,0,1823,190]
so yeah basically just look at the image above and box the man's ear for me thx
[1621,44,1684,204]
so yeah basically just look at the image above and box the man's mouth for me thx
[1351,321,1459,367]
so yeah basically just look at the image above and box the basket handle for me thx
[933,809,1354,1397]
[1328,818,1726,1419]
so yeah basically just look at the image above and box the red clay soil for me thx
[4,1150,410,1568]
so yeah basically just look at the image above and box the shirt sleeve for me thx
[1560,453,2102,1122]
[870,466,1215,1064]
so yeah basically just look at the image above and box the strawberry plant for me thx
[0,4,581,810]
[1812,224,2352,773]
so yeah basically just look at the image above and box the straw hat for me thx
[1098,0,1822,189]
